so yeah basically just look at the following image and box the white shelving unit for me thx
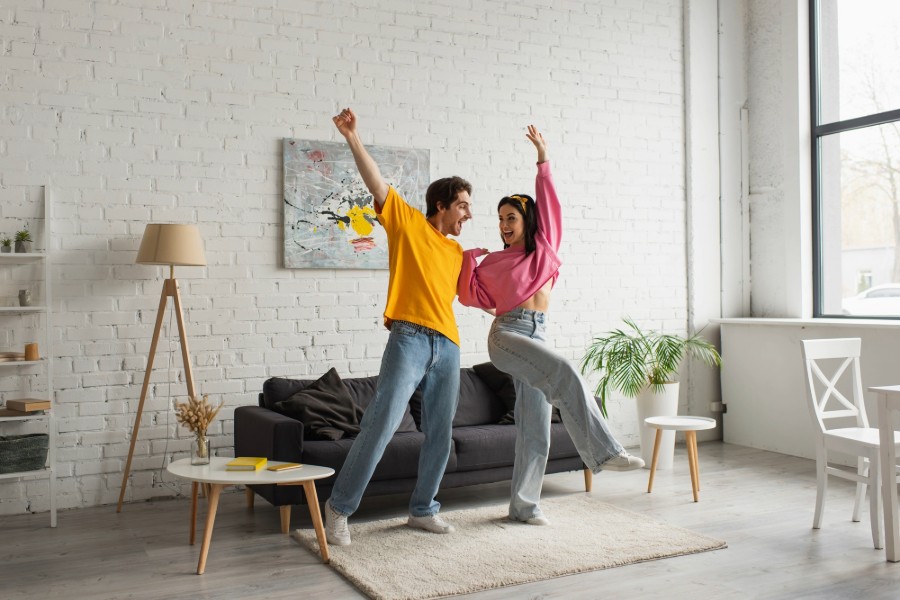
[0,187,56,527]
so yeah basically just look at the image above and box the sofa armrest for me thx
[234,405,306,462]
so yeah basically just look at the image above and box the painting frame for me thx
[283,138,430,269]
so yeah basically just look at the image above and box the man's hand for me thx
[526,124,548,164]
[333,108,357,139]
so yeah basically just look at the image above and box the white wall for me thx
[721,319,900,463]
[745,0,812,317]
[0,0,690,516]
[719,2,900,462]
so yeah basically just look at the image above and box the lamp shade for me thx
[136,224,206,266]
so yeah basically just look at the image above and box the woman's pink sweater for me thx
[457,161,562,315]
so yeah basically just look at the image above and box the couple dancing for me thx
[324,108,643,546]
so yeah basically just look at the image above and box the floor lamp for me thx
[117,224,206,512]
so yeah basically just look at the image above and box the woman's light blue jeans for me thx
[328,320,460,518]
[488,308,624,521]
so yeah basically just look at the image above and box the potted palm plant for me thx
[581,317,721,469]
[0,237,10,253]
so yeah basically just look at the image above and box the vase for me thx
[18,289,31,307]
[635,382,679,470]
[14,240,31,253]
[1,246,9,253]
[191,436,210,465]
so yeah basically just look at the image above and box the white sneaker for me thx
[601,452,645,471]
[525,515,551,526]
[407,514,455,534]
[324,499,351,546]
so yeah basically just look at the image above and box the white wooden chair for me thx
[801,337,900,549]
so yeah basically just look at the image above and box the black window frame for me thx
[809,0,900,318]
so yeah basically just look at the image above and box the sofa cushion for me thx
[301,431,458,480]
[453,368,506,427]
[263,374,417,433]
[273,368,362,441]
[472,362,517,423]
[471,361,561,424]
[452,423,581,472]
[346,376,420,433]
[263,376,315,410]
[451,425,517,471]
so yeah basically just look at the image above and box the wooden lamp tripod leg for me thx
[117,276,197,512]
[117,281,169,512]
[170,278,196,400]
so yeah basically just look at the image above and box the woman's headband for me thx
[509,195,529,213]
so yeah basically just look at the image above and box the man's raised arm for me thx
[333,107,390,211]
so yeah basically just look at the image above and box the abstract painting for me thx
[283,139,430,269]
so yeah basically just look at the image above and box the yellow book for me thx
[267,462,303,472]
[226,457,267,471]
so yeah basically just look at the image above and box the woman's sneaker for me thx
[601,452,645,471]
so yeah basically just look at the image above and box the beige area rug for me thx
[294,494,726,600]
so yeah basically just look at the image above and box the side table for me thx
[167,457,335,574]
[645,416,717,502]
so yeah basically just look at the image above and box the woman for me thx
[458,125,643,526]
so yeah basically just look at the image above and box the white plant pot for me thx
[635,382,679,470]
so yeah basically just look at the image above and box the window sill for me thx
[714,317,900,329]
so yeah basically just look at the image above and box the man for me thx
[325,107,473,546]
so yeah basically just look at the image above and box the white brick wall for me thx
[0,0,685,515]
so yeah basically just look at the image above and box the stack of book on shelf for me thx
[0,398,51,417]
[226,456,267,471]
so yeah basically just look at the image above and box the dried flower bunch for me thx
[174,393,222,439]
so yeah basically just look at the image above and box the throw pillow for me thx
[472,361,562,424]
[472,361,517,422]
[273,367,363,440]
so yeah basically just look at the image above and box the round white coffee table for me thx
[644,416,717,502]
[167,457,335,574]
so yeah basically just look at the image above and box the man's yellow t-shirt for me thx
[377,186,463,346]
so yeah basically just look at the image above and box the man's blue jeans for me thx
[488,308,624,521]
[328,320,460,518]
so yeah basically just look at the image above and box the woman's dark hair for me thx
[498,194,537,255]
[425,176,472,217]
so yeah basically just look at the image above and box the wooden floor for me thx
[2,442,899,599]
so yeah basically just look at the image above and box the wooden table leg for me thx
[686,431,699,502]
[877,393,900,562]
[190,481,199,545]
[583,468,592,492]
[280,505,291,534]
[690,432,701,491]
[647,428,663,493]
[246,486,254,510]
[197,483,223,575]
[302,480,330,564]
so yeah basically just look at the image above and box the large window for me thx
[811,0,900,317]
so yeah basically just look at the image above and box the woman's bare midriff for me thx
[516,278,552,313]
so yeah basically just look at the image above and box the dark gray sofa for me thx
[234,365,590,526]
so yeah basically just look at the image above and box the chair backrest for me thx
[801,337,869,435]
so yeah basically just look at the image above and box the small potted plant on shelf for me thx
[0,237,10,253]
[580,317,722,469]
[14,229,32,253]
